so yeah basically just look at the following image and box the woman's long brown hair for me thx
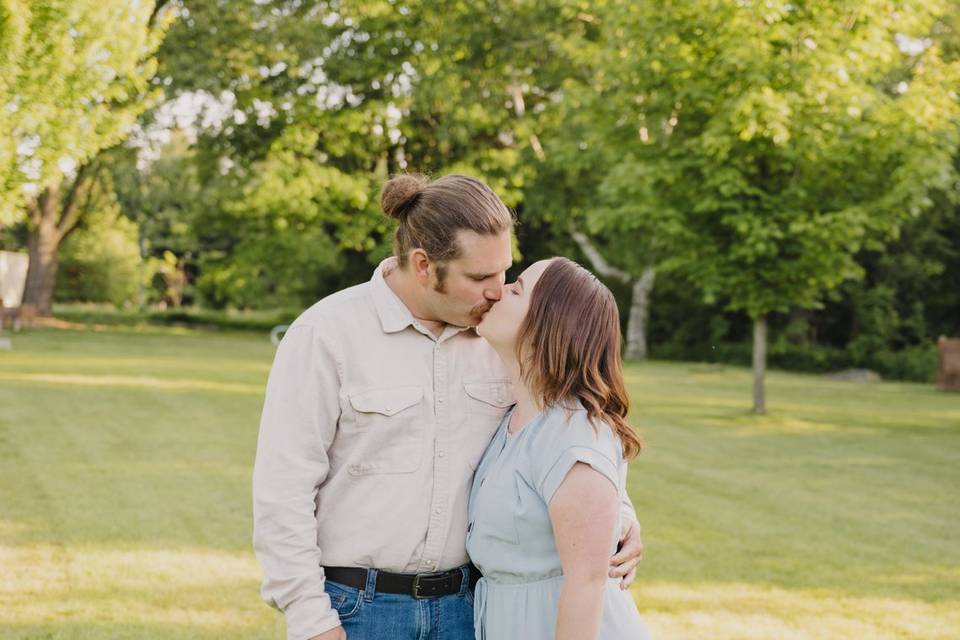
[516,258,643,459]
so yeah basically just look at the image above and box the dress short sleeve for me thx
[537,444,620,505]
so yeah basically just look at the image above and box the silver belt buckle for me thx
[412,572,431,599]
[412,571,451,599]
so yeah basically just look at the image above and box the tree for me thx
[3,0,174,313]
[152,0,577,306]
[108,134,204,308]
[427,2,668,360]
[152,0,407,307]
[517,78,666,362]
[192,125,387,308]
[588,0,960,412]
[569,229,657,359]
[55,186,142,307]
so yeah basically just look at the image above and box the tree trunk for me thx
[22,184,66,316]
[568,227,656,361]
[624,267,656,360]
[136,223,146,309]
[752,314,768,415]
[21,164,97,316]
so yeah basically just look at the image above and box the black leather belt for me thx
[323,565,480,599]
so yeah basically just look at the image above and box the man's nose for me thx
[485,282,504,302]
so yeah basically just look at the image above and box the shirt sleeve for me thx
[252,323,343,640]
[536,444,620,506]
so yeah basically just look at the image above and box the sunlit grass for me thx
[626,361,960,639]
[0,327,281,639]
[0,327,957,638]
[0,371,263,394]
[638,582,960,639]
[2,545,264,625]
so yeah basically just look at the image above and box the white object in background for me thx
[0,251,29,307]
[270,324,289,346]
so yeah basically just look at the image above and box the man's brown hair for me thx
[380,173,514,285]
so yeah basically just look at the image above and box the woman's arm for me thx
[549,462,620,640]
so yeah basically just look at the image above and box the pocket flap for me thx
[464,380,515,408]
[349,386,423,416]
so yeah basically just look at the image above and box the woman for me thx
[468,257,651,639]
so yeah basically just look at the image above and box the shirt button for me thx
[434,507,442,515]
[438,450,445,458]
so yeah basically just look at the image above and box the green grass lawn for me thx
[1,327,957,639]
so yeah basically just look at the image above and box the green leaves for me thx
[190,121,388,308]
[577,0,960,319]
[0,0,171,226]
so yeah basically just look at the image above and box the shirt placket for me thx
[419,336,451,573]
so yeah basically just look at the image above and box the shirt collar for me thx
[370,257,480,340]
[371,257,417,333]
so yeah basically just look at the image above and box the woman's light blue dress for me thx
[466,402,651,639]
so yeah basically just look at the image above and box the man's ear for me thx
[409,249,432,286]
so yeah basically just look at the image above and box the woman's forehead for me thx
[520,258,555,281]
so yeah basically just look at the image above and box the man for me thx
[253,173,643,640]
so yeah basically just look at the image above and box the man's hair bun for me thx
[380,173,430,220]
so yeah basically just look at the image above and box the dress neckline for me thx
[504,404,547,439]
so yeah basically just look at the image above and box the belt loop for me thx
[363,568,377,603]
[457,565,469,596]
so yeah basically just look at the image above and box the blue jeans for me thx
[327,567,476,640]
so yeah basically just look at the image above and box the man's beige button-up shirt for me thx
[253,259,514,639]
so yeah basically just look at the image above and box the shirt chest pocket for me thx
[463,380,514,415]
[344,386,424,476]
[462,380,514,469]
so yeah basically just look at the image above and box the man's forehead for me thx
[454,231,513,274]
[456,253,512,276]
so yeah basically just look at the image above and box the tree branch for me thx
[26,195,42,227]
[149,0,175,28]
[56,163,94,237]
[569,226,630,282]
